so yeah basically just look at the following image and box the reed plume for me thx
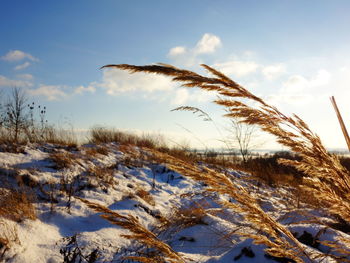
[77,197,185,263]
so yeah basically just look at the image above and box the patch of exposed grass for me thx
[0,188,36,222]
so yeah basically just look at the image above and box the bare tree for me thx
[4,88,28,142]
[227,118,259,163]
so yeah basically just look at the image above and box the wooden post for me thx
[330,96,350,152]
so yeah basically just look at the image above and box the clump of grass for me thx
[50,151,76,170]
[0,188,36,222]
[0,218,20,260]
[239,152,304,187]
[90,126,166,149]
[163,202,208,231]
[86,166,116,191]
[78,197,185,263]
[135,188,155,206]
[83,145,109,158]
[91,126,238,173]
[42,126,78,148]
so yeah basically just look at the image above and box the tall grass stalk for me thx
[78,198,185,263]
[330,96,350,152]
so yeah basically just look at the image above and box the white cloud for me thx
[282,69,331,94]
[266,93,313,106]
[168,46,186,57]
[262,64,286,80]
[97,69,174,96]
[28,85,68,101]
[213,60,259,77]
[2,50,38,62]
[28,83,96,100]
[74,85,96,94]
[16,74,33,80]
[96,67,215,105]
[14,61,31,70]
[167,33,221,67]
[309,69,331,87]
[242,50,256,58]
[171,88,189,105]
[194,33,221,54]
[267,69,332,107]
[0,75,33,88]
[282,75,309,93]
[171,88,215,105]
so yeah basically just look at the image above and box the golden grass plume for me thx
[77,197,185,263]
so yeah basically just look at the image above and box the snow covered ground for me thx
[0,143,349,262]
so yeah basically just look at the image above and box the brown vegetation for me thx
[78,197,185,263]
[238,152,304,186]
[135,188,155,206]
[0,188,36,222]
[50,151,76,170]
[86,166,116,190]
[0,218,20,260]
[90,126,166,149]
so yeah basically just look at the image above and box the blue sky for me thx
[1,0,350,149]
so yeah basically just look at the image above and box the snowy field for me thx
[0,142,349,262]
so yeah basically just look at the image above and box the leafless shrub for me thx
[38,180,59,213]
[2,87,29,143]
[60,234,99,263]
[60,174,84,213]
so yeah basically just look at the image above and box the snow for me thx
[0,143,349,262]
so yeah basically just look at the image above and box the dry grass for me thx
[90,126,167,149]
[78,197,185,263]
[101,62,350,261]
[161,202,208,233]
[50,151,76,170]
[83,145,110,158]
[0,124,78,148]
[135,188,155,206]
[238,152,304,187]
[37,126,78,147]
[91,126,240,174]
[0,188,36,222]
[86,166,116,190]
[0,218,20,260]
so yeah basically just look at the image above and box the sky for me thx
[1,0,350,150]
